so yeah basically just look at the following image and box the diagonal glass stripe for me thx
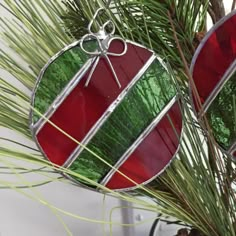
[32,41,97,123]
[68,59,177,186]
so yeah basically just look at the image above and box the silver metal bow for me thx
[80,8,128,88]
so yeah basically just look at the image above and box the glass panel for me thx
[69,59,176,185]
[33,41,97,123]
[207,70,236,150]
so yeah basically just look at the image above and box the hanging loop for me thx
[106,0,112,8]
[88,8,115,37]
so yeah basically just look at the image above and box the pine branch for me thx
[209,0,225,23]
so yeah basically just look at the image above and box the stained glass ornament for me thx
[190,10,236,158]
[30,8,183,191]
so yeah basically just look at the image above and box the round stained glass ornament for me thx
[190,10,236,158]
[30,10,183,191]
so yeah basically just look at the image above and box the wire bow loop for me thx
[80,8,128,88]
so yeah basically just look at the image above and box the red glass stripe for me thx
[105,101,182,190]
[192,12,236,107]
[37,41,152,166]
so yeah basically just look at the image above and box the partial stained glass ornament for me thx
[30,8,183,191]
[190,10,236,158]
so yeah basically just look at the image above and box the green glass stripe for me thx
[207,70,236,150]
[32,41,97,123]
[69,59,177,186]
